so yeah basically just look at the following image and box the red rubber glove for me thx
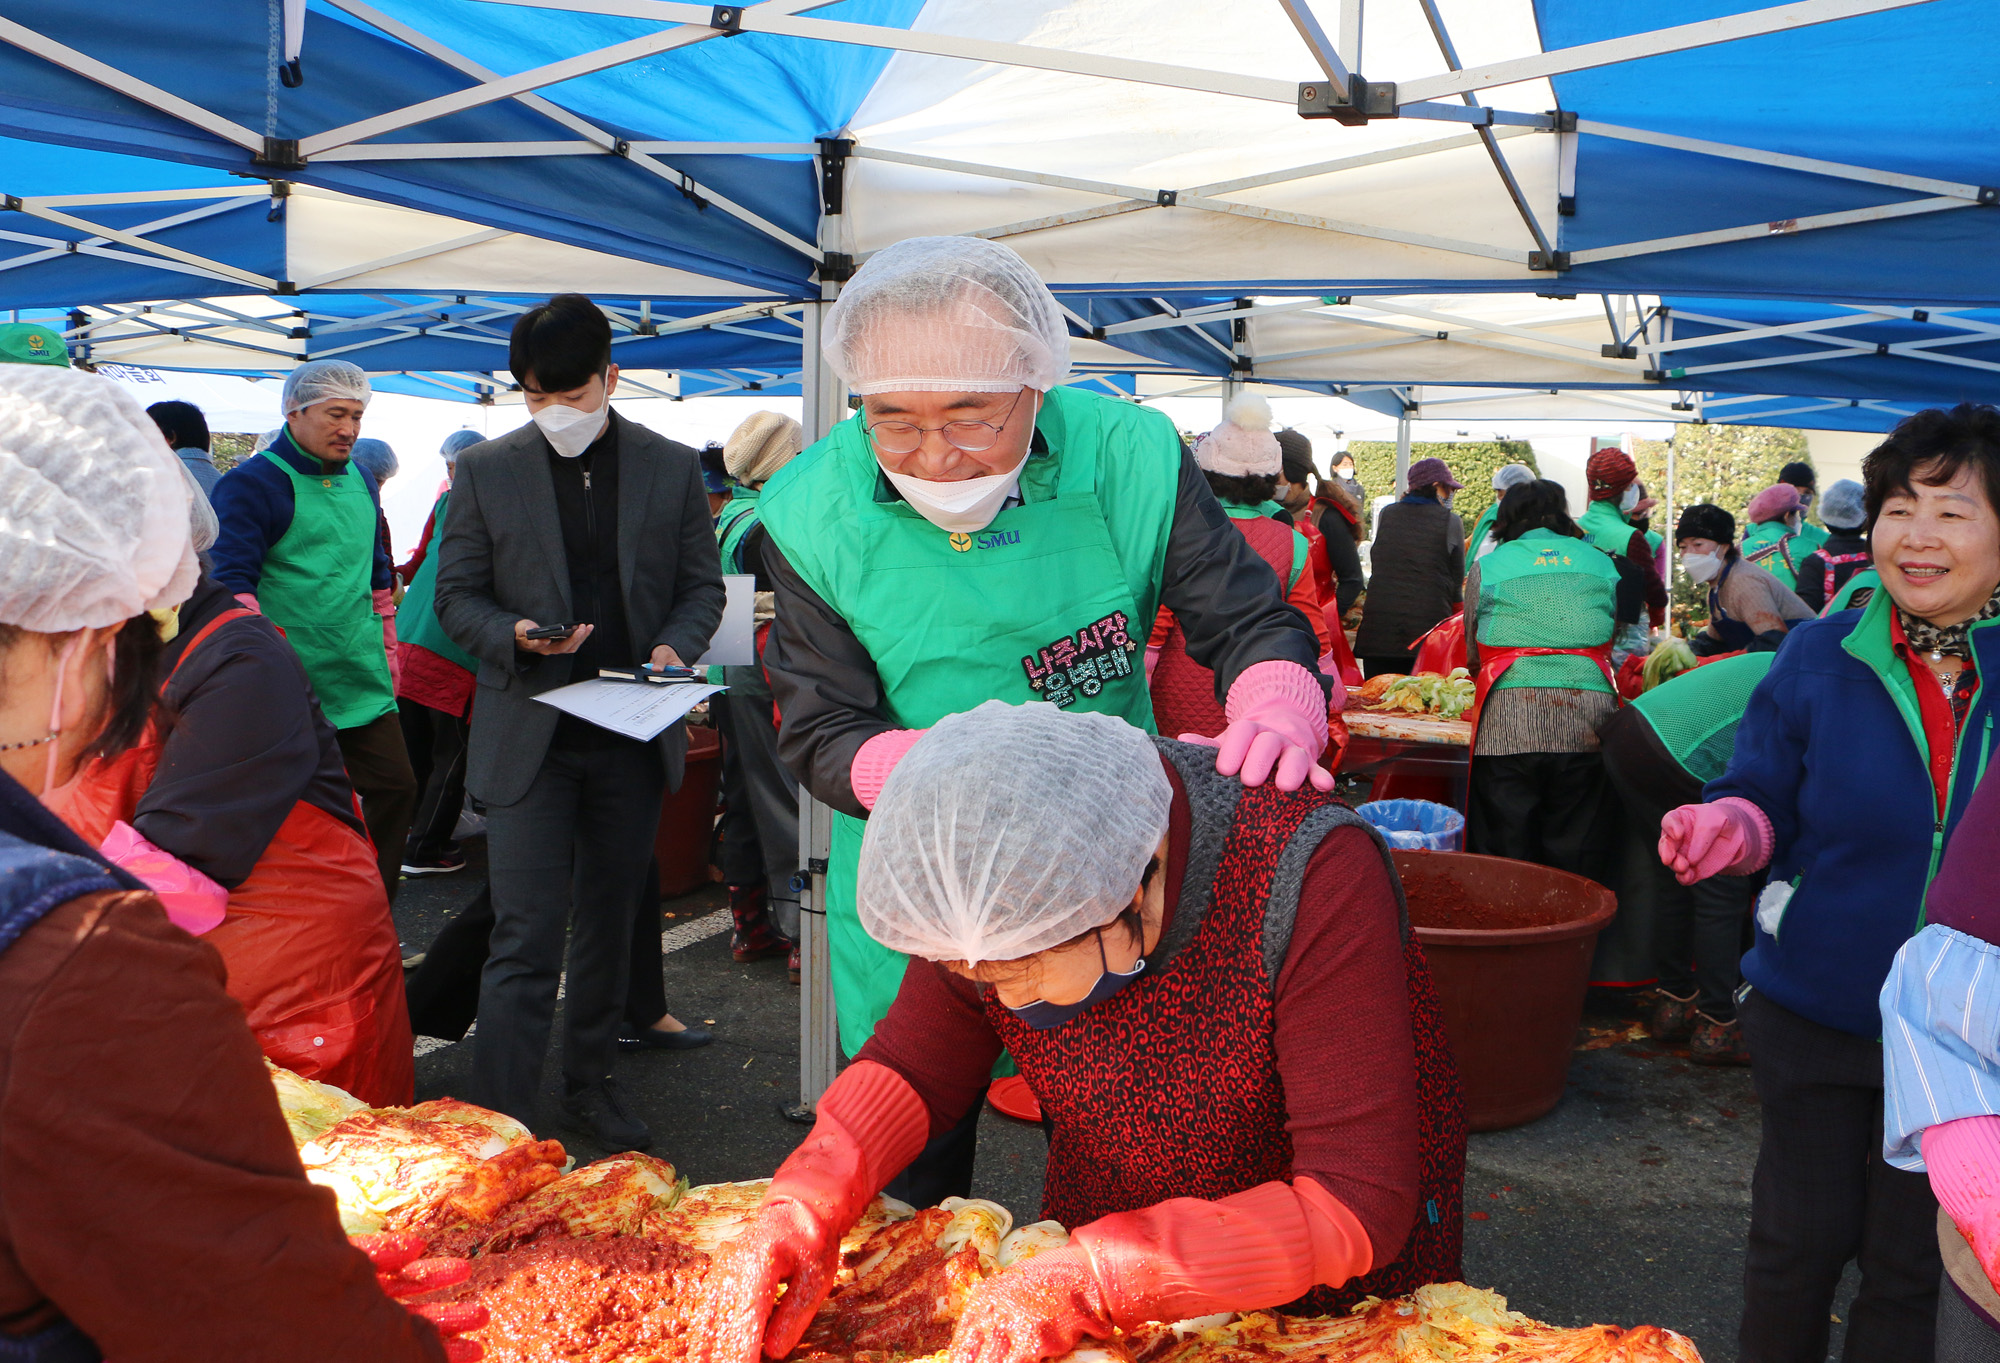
[1925,1116,2000,1293]
[850,728,926,811]
[1658,796,1773,886]
[948,1245,1114,1363]
[1180,659,1335,793]
[352,1232,487,1362]
[691,1062,930,1363]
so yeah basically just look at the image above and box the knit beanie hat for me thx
[724,410,803,486]
[1820,478,1867,530]
[1193,394,1281,478]
[1675,503,1735,545]
[1275,428,1314,486]
[1585,447,1637,501]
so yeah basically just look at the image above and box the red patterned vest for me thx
[987,740,1465,1314]
[1150,514,1298,739]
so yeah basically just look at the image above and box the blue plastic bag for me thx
[1357,799,1465,852]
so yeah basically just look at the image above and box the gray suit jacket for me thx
[434,411,726,806]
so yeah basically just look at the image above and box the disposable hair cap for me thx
[0,367,199,632]
[824,237,1070,395]
[856,701,1171,966]
[1819,478,1867,530]
[281,359,371,416]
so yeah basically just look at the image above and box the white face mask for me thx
[1619,484,1641,513]
[882,449,1031,533]
[1681,551,1723,583]
[532,394,609,458]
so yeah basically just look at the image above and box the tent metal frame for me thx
[0,0,1970,295]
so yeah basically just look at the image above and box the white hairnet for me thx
[349,437,398,485]
[440,428,485,459]
[252,427,281,454]
[1493,462,1536,492]
[824,237,1070,395]
[281,359,371,415]
[856,701,1172,966]
[0,367,200,632]
[1820,478,1867,530]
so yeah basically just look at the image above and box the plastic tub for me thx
[654,724,723,898]
[1359,799,1466,851]
[1393,850,1616,1131]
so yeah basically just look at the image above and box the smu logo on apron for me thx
[1021,611,1139,708]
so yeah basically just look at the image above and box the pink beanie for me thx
[1193,394,1281,478]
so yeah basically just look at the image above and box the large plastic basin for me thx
[654,724,723,898]
[1393,850,1616,1131]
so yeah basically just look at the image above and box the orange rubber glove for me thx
[691,1062,930,1363]
[948,1179,1372,1363]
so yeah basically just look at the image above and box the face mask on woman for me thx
[1619,484,1641,513]
[1004,928,1145,1031]
[1682,551,1724,583]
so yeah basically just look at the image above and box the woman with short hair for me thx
[1661,402,2000,1363]
[1674,502,1814,656]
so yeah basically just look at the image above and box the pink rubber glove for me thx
[1144,645,1161,682]
[233,592,260,613]
[1658,796,1773,886]
[851,728,926,812]
[1180,659,1334,793]
[1925,1116,2000,1293]
[692,1062,930,1363]
[1317,657,1349,712]
[101,819,229,935]
[950,1179,1371,1363]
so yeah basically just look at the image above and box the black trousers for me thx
[711,694,765,889]
[1738,990,1940,1363]
[335,709,418,903]
[1600,712,1753,1018]
[406,861,670,1042]
[717,660,801,940]
[1467,751,1614,885]
[470,744,665,1126]
[1361,653,1416,678]
[398,698,469,862]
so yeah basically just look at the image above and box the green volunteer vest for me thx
[1741,520,1802,590]
[255,440,395,729]
[715,488,761,573]
[1222,501,1308,589]
[1794,521,1830,556]
[759,384,1179,1056]
[1644,528,1663,558]
[1579,499,1636,559]
[1468,503,1501,559]
[1475,528,1621,692]
[1828,566,1882,614]
[395,491,476,674]
[1629,652,1776,785]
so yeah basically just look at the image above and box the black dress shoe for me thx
[618,1023,714,1052]
[558,1078,652,1150]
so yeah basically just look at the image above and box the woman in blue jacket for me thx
[1660,403,2000,1363]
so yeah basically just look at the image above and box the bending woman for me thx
[695,701,1463,1363]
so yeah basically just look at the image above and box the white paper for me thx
[533,678,724,742]
[694,574,756,667]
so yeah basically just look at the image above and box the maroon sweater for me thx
[857,761,1419,1260]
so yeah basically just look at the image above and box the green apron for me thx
[760,385,1178,1056]
[1628,652,1775,785]
[1475,528,1621,693]
[716,489,762,573]
[256,443,395,730]
[396,491,477,675]
[1741,520,1802,590]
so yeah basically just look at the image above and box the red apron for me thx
[51,609,414,1105]
[1468,642,1618,750]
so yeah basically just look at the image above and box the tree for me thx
[1630,425,1811,625]
[1345,439,1537,540]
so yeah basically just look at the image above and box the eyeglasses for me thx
[865,390,1028,457]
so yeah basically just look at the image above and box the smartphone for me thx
[524,622,581,640]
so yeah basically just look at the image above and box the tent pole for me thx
[1395,411,1412,494]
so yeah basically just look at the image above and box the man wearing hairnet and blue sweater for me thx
[210,358,416,901]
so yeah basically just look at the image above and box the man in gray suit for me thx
[435,294,724,1147]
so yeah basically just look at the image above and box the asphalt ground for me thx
[394,838,1858,1363]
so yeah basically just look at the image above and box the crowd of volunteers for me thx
[1,233,1999,1363]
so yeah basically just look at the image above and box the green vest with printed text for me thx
[1476,527,1620,693]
